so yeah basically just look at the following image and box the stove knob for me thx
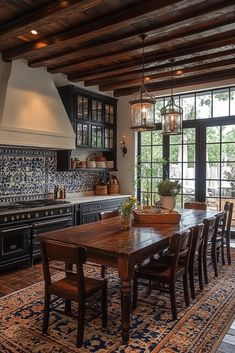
[45,211,49,216]
[11,216,15,221]
[27,213,31,219]
[60,209,63,214]
[16,215,19,220]
[50,210,54,215]
[67,208,70,213]
[22,214,25,219]
[4,217,8,222]
[36,213,39,218]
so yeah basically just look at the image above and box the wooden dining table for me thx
[39,208,217,344]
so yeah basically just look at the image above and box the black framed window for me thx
[169,128,196,206]
[137,86,235,227]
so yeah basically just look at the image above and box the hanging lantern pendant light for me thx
[129,34,156,131]
[161,59,183,135]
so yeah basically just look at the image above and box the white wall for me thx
[116,79,235,196]
[117,96,137,195]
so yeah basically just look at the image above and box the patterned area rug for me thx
[0,261,235,353]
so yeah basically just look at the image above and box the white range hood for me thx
[0,58,75,149]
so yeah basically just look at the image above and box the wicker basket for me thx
[95,185,108,195]
[132,208,181,224]
[108,184,120,195]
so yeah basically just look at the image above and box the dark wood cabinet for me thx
[74,198,127,225]
[57,85,117,171]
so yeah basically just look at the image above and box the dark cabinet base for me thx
[75,198,127,225]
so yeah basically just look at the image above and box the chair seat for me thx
[135,257,185,280]
[49,276,106,301]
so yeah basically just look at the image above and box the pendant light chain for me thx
[170,59,173,97]
[141,34,146,88]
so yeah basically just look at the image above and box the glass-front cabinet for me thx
[57,85,117,170]
[77,122,89,147]
[91,125,103,148]
[105,103,114,124]
[91,99,102,122]
[76,95,89,120]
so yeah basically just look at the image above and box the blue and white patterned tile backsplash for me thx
[0,147,102,201]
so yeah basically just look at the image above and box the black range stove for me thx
[0,199,72,225]
[0,199,73,271]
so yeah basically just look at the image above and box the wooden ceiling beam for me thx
[50,17,235,74]
[29,0,235,70]
[2,0,182,61]
[84,48,235,86]
[68,32,235,81]
[113,68,235,96]
[0,0,104,39]
[99,58,235,91]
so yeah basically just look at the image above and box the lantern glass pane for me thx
[130,101,155,131]
[162,113,182,135]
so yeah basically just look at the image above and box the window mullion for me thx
[196,122,206,201]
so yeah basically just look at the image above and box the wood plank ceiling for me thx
[0,0,235,97]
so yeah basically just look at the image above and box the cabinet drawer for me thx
[81,213,100,224]
[101,198,127,210]
[80,202,102,213]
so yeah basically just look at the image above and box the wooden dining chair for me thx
[99,209,119,277]
[188,223,204,299]
[41,240,108,348]
[132,229,193,320]
[223,201,233,265]
[184,201,207,210]
[202,215,222,284]
[215,210,227,265]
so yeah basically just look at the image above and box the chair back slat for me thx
[215,211,227,238]
[169,229,192,278]
[203,217,216,243]
[224,201,233,234]
[41,240,86,264]
[189,223,204,265]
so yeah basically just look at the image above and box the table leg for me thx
[118,257,134,344]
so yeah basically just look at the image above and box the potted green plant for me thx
[157,178,181,209]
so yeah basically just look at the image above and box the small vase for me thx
[121,214,131,230]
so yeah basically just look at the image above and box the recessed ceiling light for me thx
[60,0,69,7]
[31,30,38,35]
[35,41,47,49]
[176,70,183,75]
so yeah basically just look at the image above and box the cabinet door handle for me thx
[33,217,72,227]
[90,205,101,211]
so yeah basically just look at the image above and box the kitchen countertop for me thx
[64,194,131,204]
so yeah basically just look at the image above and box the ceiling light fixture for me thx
[161,59,183,135]
[129,34,156,131]
[31,29,38,35]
